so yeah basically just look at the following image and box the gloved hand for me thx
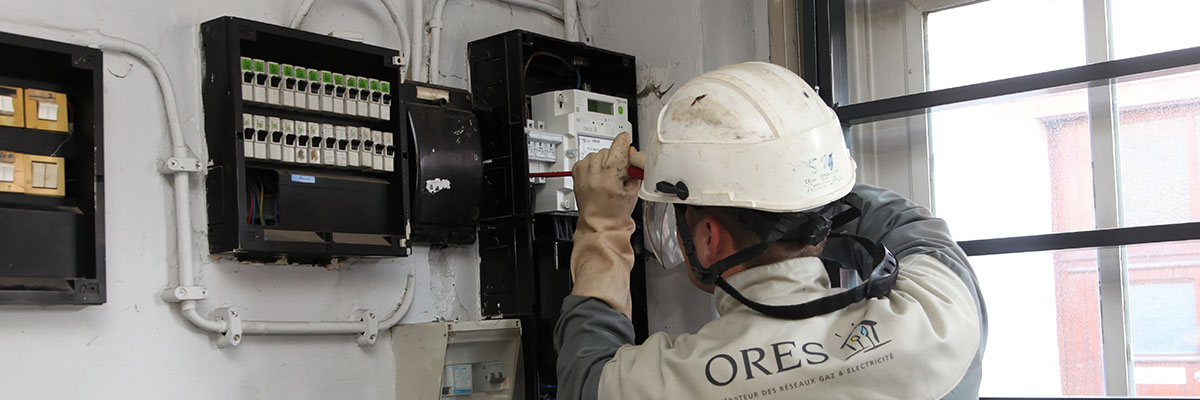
[569,132,641,320]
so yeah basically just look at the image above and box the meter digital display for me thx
[588,99,613,115]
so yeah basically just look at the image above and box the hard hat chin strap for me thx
[674,194,900,320]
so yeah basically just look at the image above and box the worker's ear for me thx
[691,215,727,268]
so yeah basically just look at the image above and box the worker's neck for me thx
[720,254,823,279]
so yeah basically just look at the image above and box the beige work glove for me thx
[570,132,640,320]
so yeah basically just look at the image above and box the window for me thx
[1129,281,1196,355]
[1110,0,1200,59]
[835,0,1200,397]
[925,0,1085,90]
[969,248,1102,397]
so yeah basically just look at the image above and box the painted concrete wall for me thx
[0,1,560,399]
[0,0,763,398]
[586,0,769,337]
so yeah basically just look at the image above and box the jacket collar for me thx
[713,257,832,316]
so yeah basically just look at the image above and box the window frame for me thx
[802,0,1200,397]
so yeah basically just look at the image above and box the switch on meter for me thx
[528,89,632,213]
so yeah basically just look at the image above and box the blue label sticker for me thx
[291,174,316,184]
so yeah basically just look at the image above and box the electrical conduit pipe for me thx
[379,0,414,82]
[429,0,447,84]
[410,0,425,82]
[493,0,564,19]
[291,0,412,82]
[563,0,578,42]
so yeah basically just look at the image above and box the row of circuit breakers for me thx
[239,57,393,120]
[199,17,632,262]
[241,114,395,171]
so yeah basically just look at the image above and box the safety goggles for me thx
[642,200,688,270]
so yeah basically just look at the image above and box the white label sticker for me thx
[577,135,614,161]
[291,174,316,184]
[450,364,472,395]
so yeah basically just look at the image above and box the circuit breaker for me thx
[202,17,411,262]
[527,89,631,213]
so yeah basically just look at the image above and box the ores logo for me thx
[835,320,892,360]
[700,320,895,386]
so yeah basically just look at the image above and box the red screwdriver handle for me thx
[529,165,645,179]
[628,165,644,180]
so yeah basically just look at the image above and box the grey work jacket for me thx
[554,184,988,399]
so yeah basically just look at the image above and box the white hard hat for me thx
[638,61,856,213]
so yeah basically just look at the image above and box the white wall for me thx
[586,0,769,336]
[0,1,765,398]
[0,1,563,399]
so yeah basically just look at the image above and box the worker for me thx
[554,62,986,399]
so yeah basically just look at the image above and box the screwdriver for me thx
[529,148,645,179]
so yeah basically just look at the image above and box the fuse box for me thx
[202,17,410,263]
[392,319,522,400]
[469,30,647,399]
[0,31,106,305]
[528,89,631,213]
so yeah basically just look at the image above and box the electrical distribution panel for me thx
[201,17,411,263]
[0,31,106,305]
[469,30,647,399]
[392,319,522,400]
[527,89,631,213]
[398,84,482,245]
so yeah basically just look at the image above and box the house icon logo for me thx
[835,320,892,360]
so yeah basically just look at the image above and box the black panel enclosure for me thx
[468,30,647,400]
[0,31,105,305]
[398,83,482,245]
[200,17,411,263]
